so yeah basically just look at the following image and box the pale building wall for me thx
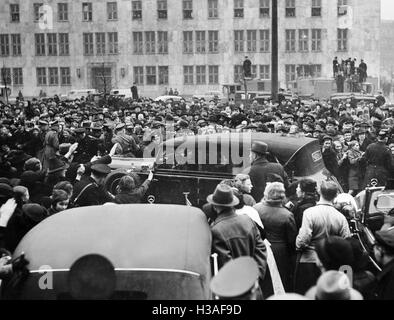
[0,0,381,98]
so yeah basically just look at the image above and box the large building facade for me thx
[0,0,381,98]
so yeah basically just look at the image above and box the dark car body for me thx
[2,205,212,300]
[108,133,340,207]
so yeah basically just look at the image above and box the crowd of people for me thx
[333,57,368,93]
[0,88,393,299]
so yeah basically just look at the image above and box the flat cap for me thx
[39,120,49,126]
[210,257,259,299]
[91,164,111,175]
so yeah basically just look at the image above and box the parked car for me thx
[350,180,394,273]
[107,133,342,207]
[154,95,184,103]
[2,204,212,300]
[110,88,134,99]
[64,89,98,101]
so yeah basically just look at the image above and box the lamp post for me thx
[271,0,278,103]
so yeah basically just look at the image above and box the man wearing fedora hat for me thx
[208,184,267,287]
[248,141,288,203]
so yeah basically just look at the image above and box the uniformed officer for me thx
[362,130,393,188]
[73,128,99,164]
[71,164,113,207]
[210,257,261,300]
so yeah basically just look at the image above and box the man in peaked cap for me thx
[73,127,99,165]
[71,163,113,207]
[210,257,261,300]
[361,130,392,188]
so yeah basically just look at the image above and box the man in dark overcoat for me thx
[248,141,288,203]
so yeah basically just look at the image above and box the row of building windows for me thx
[1,64,323,87]
[36,67,71,86]
[7,0,350,23]
[0,29,348,58]
[132,65,220,86]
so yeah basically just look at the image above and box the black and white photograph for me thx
[0,0,394,308]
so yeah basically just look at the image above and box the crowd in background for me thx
[0,89,393,299]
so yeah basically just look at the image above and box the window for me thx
[36,67,47,85]
[234,65,243,82]
[134,66,144,85]
[251,65,257,78]
[312,29,322,52]
[83,33,94,55]
[234,30,244,53]
[12,68,23,86]
[208,31,219,53]
[311,0,321,17]
[58,3,68,21]
[299,29,309,52]
[34,3,43,21]
[158,0,167,19]
[133,32,143,54]
[59,33,69,56]
[338,0,348,16]
[108,32,118,54]
[107,2,118,20]
[247,30,257,52]
[297,64,321,78]
[145,31,155,54]
[1,68,11,85]
[285,29,296,52]
[184,66,194,84]
[132,1,142,20]
[82,3,93,21]
[158,31,168,54]
[285,0,296,17]
[10,4,20,22]
[337,28,348,51]
[196,31,206,53]
[35,34,45,56]
[196,66,206,84]
[234,0,244,18]
[260,0,270,17]
[183,0,193,19]
[209,65,219,84]
[259,29,270,52]
[96,33,106,55]
[146,66,156,85]
[183,31,193,54]
[285,65,296,82]
[49,67,59,85]
[158,66,169,85]
[259,65,270,79]
[11,34,21,56]
[47,33,57,56]
[208,0,218,18]
[60,67,71,85]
